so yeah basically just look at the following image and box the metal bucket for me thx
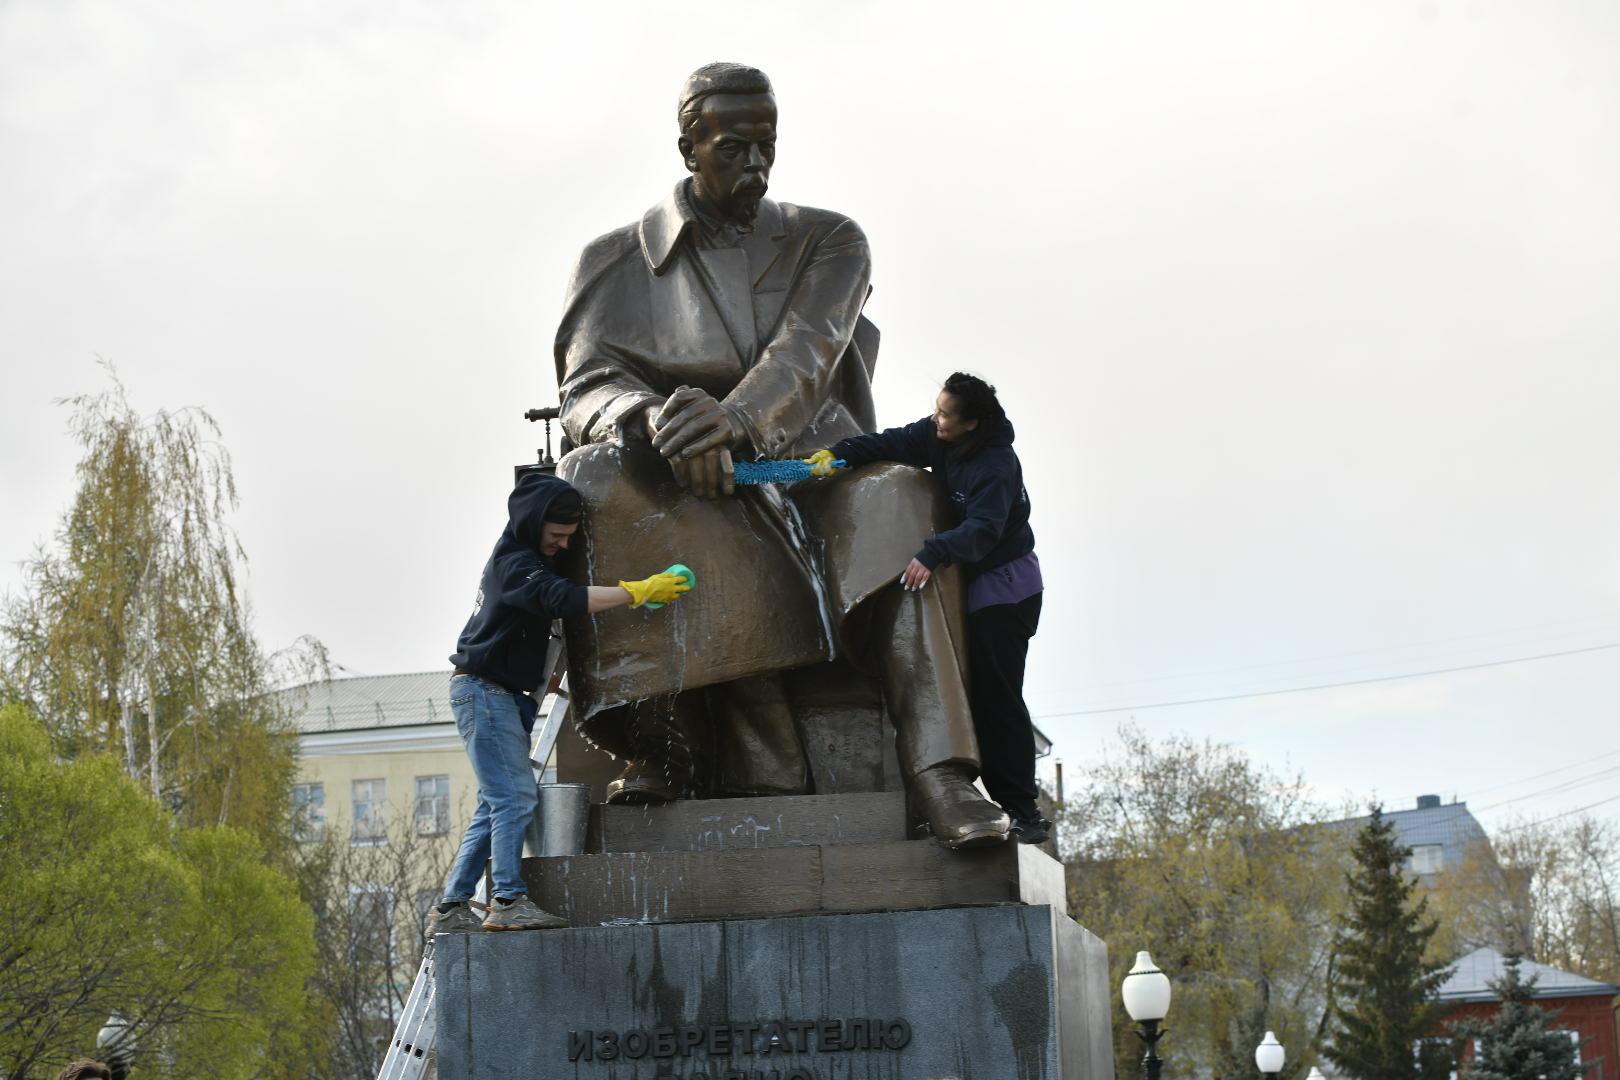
[524,782,590,857]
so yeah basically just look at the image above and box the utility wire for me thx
[1490,793,1620,834]
[1070,611,1620,695]
[1472,765,1620,813]
[1455,748,1620,801]
[1032,640,1620,719]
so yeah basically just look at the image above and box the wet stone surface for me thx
[435,904,1112,1080]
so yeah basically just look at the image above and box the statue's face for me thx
[680,93,777,221]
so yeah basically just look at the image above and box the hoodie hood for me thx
[982,413,1015,448]
[449,470,590,694]
[951,411,1014,460]
[504,472,578,553]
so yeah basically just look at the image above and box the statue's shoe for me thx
[912,765,1011,849]
[605,759,685,805]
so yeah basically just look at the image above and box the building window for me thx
[415,775,450,837]
[351,778,387,845]
[1407,844,1444,874]
[292,782,325,841]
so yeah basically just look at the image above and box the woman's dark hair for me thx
[940,371,1006,456]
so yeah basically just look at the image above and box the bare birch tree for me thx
[1,365,314,848]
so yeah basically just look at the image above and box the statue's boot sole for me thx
[937,825,1011,850]
[606,776,681,805]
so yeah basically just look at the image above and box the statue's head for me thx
[677,62,776,225]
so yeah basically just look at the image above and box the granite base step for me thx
[520,838,1066,928]
[587,791,909,853]
[435,903,1114,1080]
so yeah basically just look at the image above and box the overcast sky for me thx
[3,0,1618,835]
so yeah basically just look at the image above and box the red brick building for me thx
[1438,947,1619,1080]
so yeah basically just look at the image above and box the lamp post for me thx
[1122,951,1172,1080]
[1255,1030,1286,1080]
[97,1013,136,1080]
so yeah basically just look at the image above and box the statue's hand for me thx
[650,386,747,461]
[671,446,735,500]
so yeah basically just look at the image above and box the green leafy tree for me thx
[1327,806,1454,1080]
[1450,952,1590,1080]
[0,367,319,852]
[1061,726,1350,1080]
[0,704,319,1079]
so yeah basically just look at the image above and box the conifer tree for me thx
[1450,953,1590,1080]
[1326,806,1454,1080]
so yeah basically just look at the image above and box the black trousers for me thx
[966,591,1044,823]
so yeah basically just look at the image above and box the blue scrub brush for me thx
[731,458,846,485]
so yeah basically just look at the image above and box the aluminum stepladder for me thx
[376,625,570,1080]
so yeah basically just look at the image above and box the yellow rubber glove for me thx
[619,571,692,608]
[804,448,840,478]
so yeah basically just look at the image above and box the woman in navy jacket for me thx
[822,372,1048,843]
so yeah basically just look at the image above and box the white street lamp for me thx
[1255,1031,1286,1078]
[1122,951,1172,1080]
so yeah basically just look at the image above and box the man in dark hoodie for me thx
[428,472,690,933]
[811,372,1049,844]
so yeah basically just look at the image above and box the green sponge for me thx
[643,563,695,610]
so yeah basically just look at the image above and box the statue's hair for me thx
[678,62,774,134]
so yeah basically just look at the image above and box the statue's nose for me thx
[745,145,767,170]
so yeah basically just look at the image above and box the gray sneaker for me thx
[482,895,568,932]
[426,901,484,935]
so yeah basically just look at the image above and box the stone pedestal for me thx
[434,794,1115,1080]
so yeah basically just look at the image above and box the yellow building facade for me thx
[287,672,478,851]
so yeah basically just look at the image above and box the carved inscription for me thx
[568,1017,912,1074]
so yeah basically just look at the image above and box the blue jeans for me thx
[441,674,537,902]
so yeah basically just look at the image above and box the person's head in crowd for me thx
[54,1061,112,1080]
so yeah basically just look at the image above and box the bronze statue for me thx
[553,62,1009,848]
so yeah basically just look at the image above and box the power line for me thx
[1069,611,1620,696]
[1472,765,1620,813]
[1032,640,1620,719]
[1458,748,1620,801]
[1491,793,1620,834]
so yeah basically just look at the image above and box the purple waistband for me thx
[966,550,1043,613]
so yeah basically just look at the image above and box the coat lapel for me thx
[692,247,757,366]
[745,200,792,348]
[639,187,791,372]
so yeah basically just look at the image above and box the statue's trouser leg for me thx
[585,694,700,803]
[710,673,811,796]
[863,582,981,780]
[966,592,1044,823]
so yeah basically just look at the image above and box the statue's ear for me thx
[677,135,698,173]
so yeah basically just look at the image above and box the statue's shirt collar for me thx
[639,180,782,275]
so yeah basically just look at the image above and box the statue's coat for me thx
[555,183,955,716]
